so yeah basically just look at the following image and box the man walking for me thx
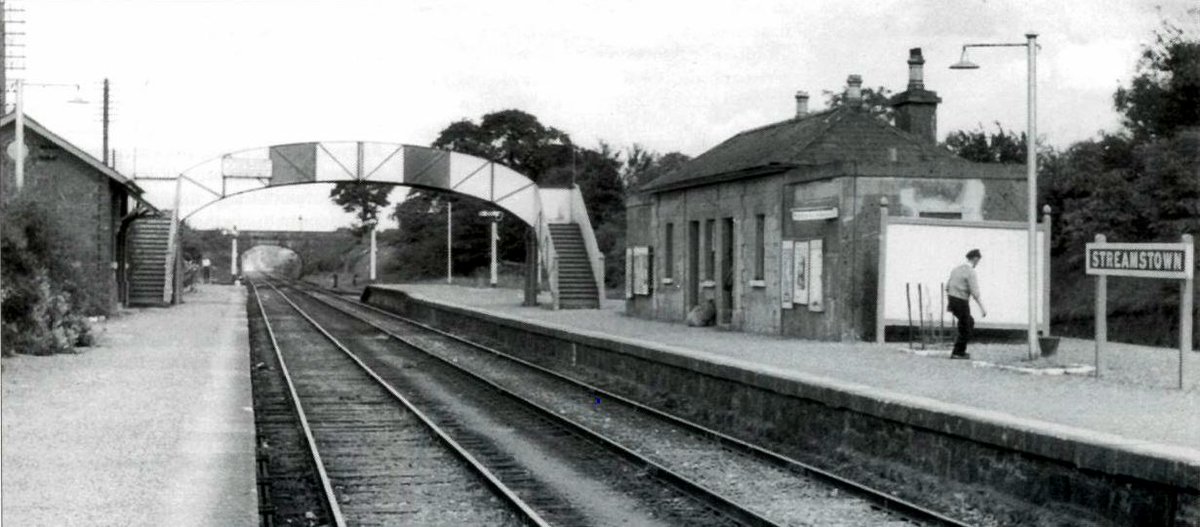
[946,249,987,359]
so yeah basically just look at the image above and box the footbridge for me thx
[133,142,603,308]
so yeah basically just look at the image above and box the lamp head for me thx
[949,47,980,70]
[67,85,89,104]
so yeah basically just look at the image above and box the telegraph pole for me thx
[102,78,110,166]
[2,0,7,113]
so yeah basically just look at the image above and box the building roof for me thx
[0,112,146,198]
[640,105,991,193]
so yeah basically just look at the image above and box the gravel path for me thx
[1,285,257,527]
[386,284,1200,454]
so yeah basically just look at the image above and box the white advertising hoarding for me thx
[882,221,1046,329]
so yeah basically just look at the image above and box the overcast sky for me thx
[15,0,1197,230]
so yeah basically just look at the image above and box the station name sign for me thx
[791,207,838,222]
[1085,242,1194,279]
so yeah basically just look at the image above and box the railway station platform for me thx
[2,285,257,527]
[364,282,1200,524]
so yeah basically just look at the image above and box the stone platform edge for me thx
[363,285,1200,491]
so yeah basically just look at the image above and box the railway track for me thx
[266,277,971,526]
[252,282,543,526]
[258,278,768,525]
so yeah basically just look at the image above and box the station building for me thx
[0,113,154,312]
[625,49,1028,341]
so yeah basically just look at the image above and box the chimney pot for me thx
[891,47,941,145]
[907,47,925,90]
[794,90,809,118]
[846,74,863,107]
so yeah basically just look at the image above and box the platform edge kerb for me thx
[366,286,1200,491]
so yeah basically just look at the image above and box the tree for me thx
[931,18,1199,346]
[621,144,691,190]
[389,193,496,279]
[432,109,573,181]
[943,124,1026,164]
[393,110,655,289]
[824,86,895,123]
[1113,13,1200,140]
[329,181,393,237]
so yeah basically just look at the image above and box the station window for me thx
[919,211,963,219]
[754,214,765,280]
[664,223,674,279]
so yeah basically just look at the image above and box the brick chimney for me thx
[794,91,809,118]
[846,75,863,109]
[889,48,942,144]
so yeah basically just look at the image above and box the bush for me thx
[1,197,95,356]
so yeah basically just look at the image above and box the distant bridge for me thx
[190,229,360,282]
[235,229,360,273]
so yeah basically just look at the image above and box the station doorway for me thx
[720,217,734,324]
[688,220,700,308]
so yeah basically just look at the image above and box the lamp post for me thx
[479,210,503,287]
[10,79,89,191]
[446,201,453,284]
[367,217,378,283]
[227,226,239,283]
[951,33,1039,359]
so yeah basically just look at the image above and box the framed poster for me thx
[793,241,809,305]
[632,246,651,296]
[780,240,794,309]
[808,239,824,312]
[624,247,633,299]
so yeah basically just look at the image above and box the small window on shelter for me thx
[918,211,963,220]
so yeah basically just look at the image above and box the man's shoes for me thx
[950,353,971,360]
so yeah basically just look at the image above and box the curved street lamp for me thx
[950,33,1040,359]
[11,79,90,192]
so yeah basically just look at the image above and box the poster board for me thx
[792,241,809,305]
[780,241,794,309]
[632,246,651,296]
[881,220,1046,329]
[624,247,633,299]
[808,239,824,312]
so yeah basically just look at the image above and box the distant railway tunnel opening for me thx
[241,245,302,280]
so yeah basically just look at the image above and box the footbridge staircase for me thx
[538,185,605,309]
[125,210,180,307]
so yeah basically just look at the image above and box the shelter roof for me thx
[0,112,148,199]
[641,106,992,193]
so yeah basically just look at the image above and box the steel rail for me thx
[274,280,782,527]
[249,282,347,527]
[259,280,553,527]
[304,282,973,527]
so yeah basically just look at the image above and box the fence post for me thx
[1094,234,1106,378]
[905,282,914,350]
[917,283,926,350]
[1180,233,1194,390]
